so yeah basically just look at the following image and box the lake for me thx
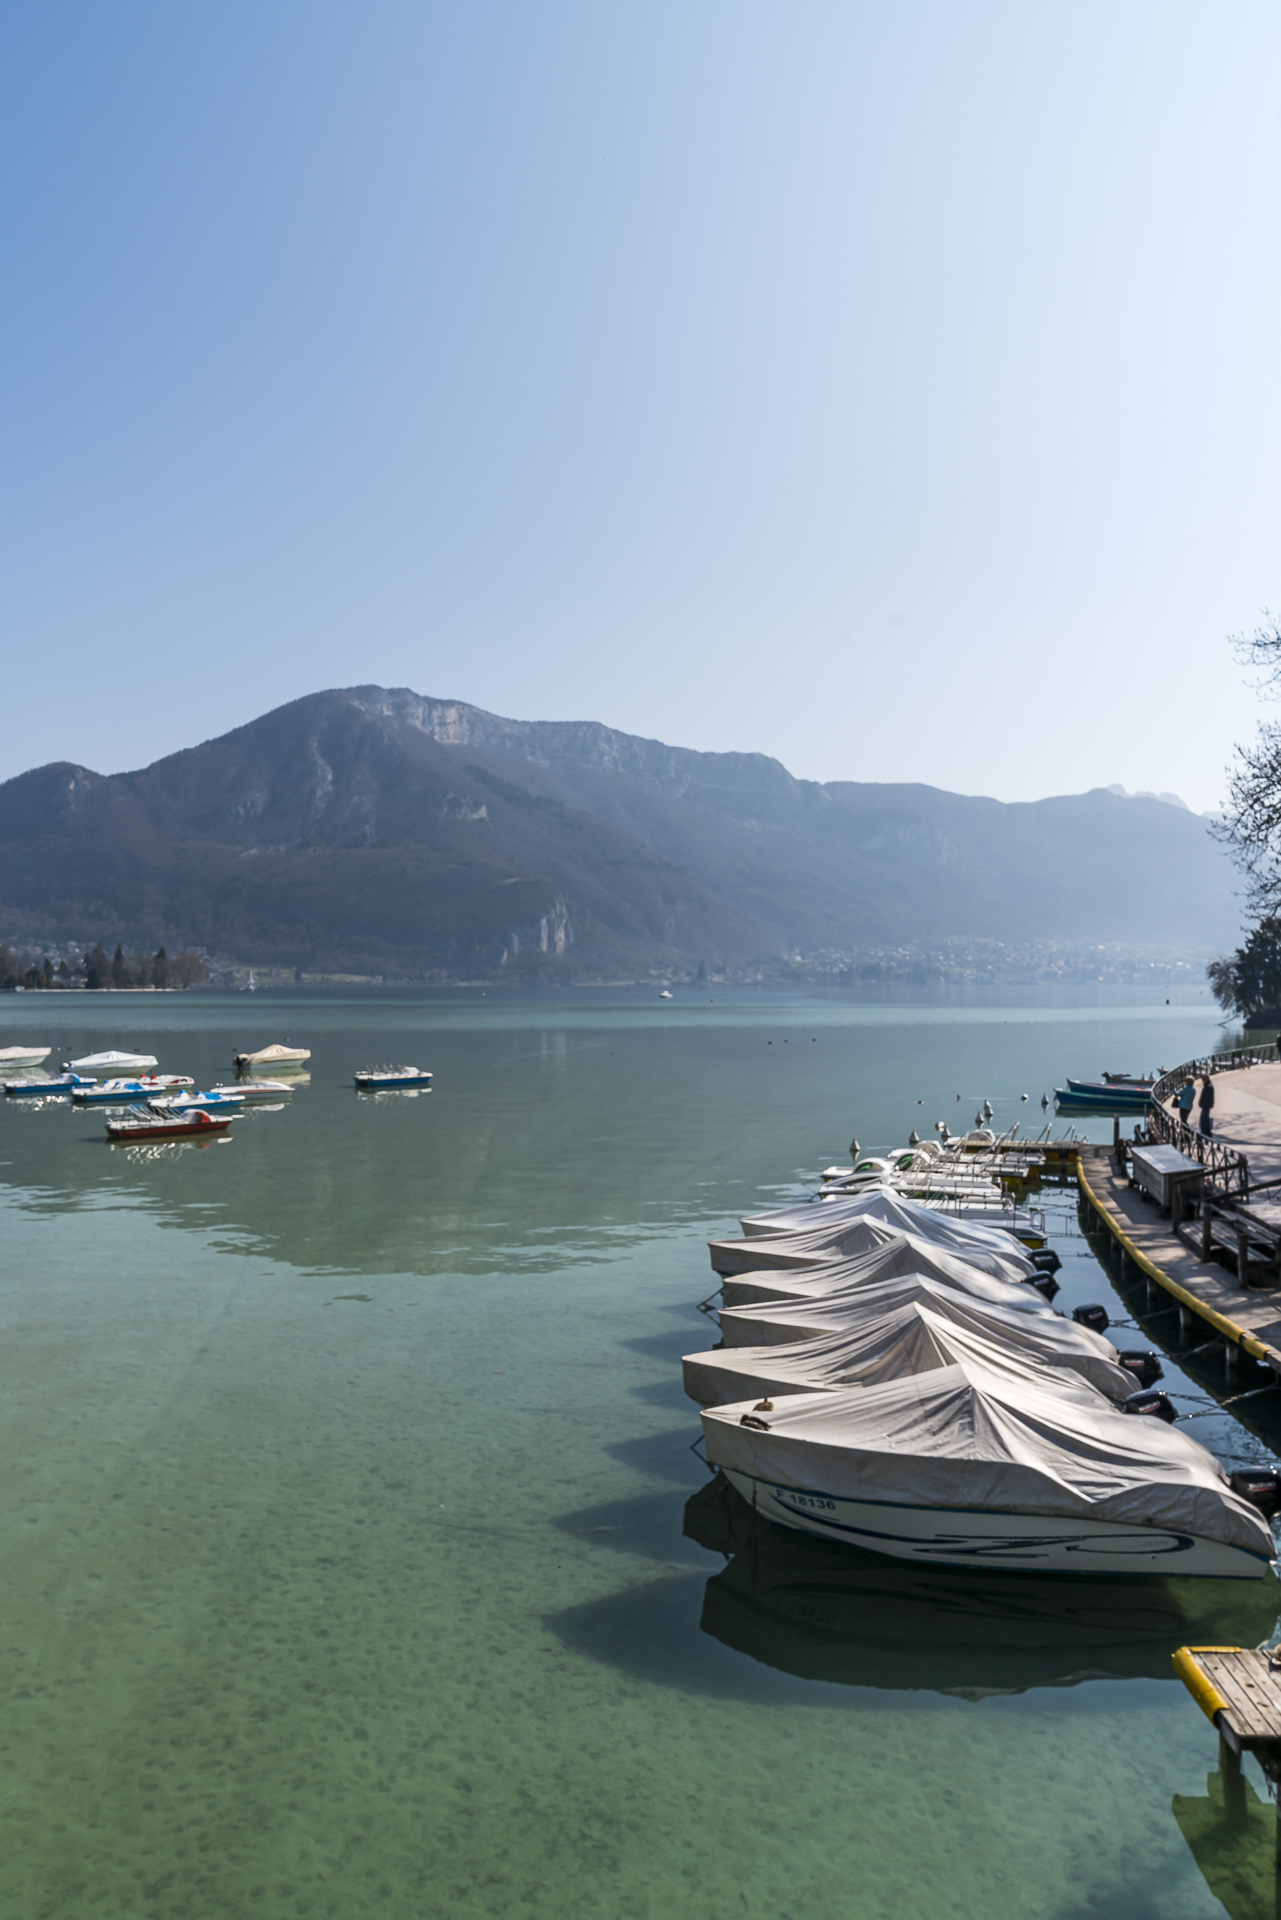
[1,986,1277,1919]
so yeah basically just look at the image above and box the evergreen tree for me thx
[112,943,130,988]
[152,946,170,989]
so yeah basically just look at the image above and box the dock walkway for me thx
[1077,1145,1281,1373]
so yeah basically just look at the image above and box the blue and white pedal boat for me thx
[5,1071,96,1097]
[701,1365,1278,1580]
[354,1065,433,1090]
[146,1089,245,1114]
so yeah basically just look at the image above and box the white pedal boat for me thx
[702,1367,1277,1579]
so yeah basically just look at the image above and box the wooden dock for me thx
[1076,1145,1281,1374]
[1174,1646,1281,1863]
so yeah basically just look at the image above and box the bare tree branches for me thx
[1216,612,1281,916]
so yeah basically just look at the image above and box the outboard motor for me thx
[1228,1468,1281,1518]
[1028,1272,1060,1301]
[1071,1303,1110,1335]
[1117,1350,1164,1389]
[1031,1249,1062,1275]
[1123,1388,1178,1423]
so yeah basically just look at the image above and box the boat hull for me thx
[0,1048,51,1070]
[106,1117,233,1142]
[355,1072,433,1089]
[720,1469,1274,1579]
[1055,1088,1151,1115]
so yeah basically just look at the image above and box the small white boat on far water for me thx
[233,1042,311,1071]
[0,1045,52,1071]
[68,1049,160,1077]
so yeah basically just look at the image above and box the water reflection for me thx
[687,1475,1281,1699]
[1173,1766,1278,1920]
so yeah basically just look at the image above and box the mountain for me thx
[0,686,1244,976]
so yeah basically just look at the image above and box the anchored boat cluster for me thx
[686,1127,1281,1580]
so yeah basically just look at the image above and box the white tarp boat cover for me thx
[740,1191,1033,1263]
[68,1050,160,1073]
[719,1265,1053,1347]
[237,1043,311,1065]
[685,1285,1133,1406]
[720,1230,1035,1307]
[702,1366,1273,1557]
[710,1200,1036,1283]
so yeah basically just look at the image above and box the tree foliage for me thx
[1207,916,1281,1024]
[1216,612,1281,914]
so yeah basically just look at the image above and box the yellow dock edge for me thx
[1074,1151,1274,1366]
[1172,1646,1238,1725]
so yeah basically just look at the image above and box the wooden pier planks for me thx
[1176,1649,1281,1749]
[1076,1147,1281,1373]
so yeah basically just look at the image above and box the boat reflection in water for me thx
[686,1474,1281,1700]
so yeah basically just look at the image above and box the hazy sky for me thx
[2,2,1279,811]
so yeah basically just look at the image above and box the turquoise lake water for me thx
[1,987,1279,1919]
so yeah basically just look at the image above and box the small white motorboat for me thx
[67,1049,160,1077]
[6,1071,96,1097]
[233,1042,311,1071]
[0,1045,52,1070]
[702,1366,1277,1578]
[353,1065,433,1090]
[207,1080,295,1101]
[658,989,673,999]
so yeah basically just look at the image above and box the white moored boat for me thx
[67,1050,160,1077]
[0,1045,52,1071]
[686,1274,1134,1405]
[207,1080,295,1101]
[233,1043,311,1071]
[702,1367,1278,1579]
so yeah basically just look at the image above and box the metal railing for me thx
[1146,1043,1276,1197]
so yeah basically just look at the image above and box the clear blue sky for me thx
[2,1,1278,812]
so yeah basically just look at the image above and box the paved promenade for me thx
[1155,1061,1281,1184]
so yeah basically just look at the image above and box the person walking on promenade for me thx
[1198,1074,1215,1135]
[1174,1076,1196,1124]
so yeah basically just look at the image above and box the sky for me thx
[1,1,1279,813]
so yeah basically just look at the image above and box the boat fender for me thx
[1031,1249,1062,1274]
[1071,1303,1110,1335]
[739,1414,772,1431]
[1028,1272,1060,1300]
[1123,1389,1178,1423]
[1117,1350,1163,1388]
[1227,1469,1281,1518]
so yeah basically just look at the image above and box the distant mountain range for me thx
[0,686,1244,977]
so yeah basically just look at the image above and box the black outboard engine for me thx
[1071,1303,1110,1335]
[1228,1469,1281,1518]
[1028,1272,1060,1301]
[1123,1388,1178,1423]
[1031,1249,1062,1275]
[1117,1350,1164,1388]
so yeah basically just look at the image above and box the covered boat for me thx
[67,1049,160,1076]
[0,1045,52,1070]
[737,1190,1041,1261]
[709,1200,1037,1285]
[233,1043,311,1070]
[685,1282,1135,1406]
[701,1367,1276,1577]
[718,1229,1036,1308]
[717,1265,1054,1348]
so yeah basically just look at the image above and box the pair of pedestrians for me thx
[1173,1073,1215,1134]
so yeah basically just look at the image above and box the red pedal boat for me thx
[105,1104,234,1143]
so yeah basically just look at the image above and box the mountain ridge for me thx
[0,685,1243,977]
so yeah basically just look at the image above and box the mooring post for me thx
[1224,1337,1239,1382]
[1179,1304,1192,1336]
[1220,1729,1246,1828]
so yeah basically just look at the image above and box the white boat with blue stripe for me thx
[702,1365,1278,1581]
[354,1065,433,1090]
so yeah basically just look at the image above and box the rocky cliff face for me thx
[0,685,1242,974]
